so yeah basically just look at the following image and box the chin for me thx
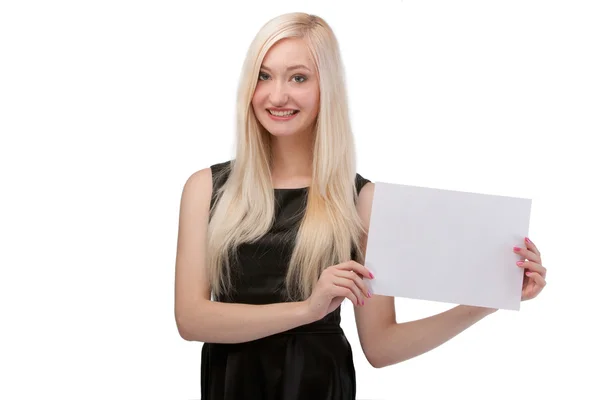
[260,120,307,138]
[266,127,303,137]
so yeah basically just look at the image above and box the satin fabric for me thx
[201,161,370,400]
[201,323,356,400]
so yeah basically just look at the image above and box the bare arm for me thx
[174,167,314,344]
[353,182,497,368]
[181,299,313,344]
[360,299,496,368]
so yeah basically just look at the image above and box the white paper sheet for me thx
[364,182,532,311]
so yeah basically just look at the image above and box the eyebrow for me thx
[260,64,311,73]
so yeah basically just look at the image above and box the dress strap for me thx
[209,160,232,210]
[355,173,371,195]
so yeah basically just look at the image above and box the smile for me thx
[267,109,299,120]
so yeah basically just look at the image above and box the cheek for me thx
[307,90,320,115]
[251,86,265,109]
[298,88,319,111]
[310,84,320,112]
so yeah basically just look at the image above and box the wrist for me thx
[297,300,316,325]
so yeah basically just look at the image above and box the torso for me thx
[201,160,371,400]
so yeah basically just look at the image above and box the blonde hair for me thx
[207,12,365,301]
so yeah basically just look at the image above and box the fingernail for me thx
[525,237,531,244]
[517,261,524,266]
[367,291,372,298]
[513,246,521,252]
[361,299,365,305]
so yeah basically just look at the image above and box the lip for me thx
[267,108,299,121]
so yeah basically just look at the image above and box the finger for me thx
[336,260,374,279]
[524,237,541,257]
[335,270,371,298]
[333,276,365,305]
[516,260,547,277]
[331,284,359,306]
[513,246,541,264]
[525,271,547,288]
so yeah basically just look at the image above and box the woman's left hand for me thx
[514,237,547,301]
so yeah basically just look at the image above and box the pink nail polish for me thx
[514,246,521,251]
[517,261,524,266]
[525,237,531,243]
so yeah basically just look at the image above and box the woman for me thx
[174,12,547,400]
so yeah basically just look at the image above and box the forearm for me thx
[374,305,497,367]
[180,300,313,344]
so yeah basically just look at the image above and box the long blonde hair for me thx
[207,12,365,301]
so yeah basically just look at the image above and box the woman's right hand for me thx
[304,260,374,322]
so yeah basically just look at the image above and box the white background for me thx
[1,0,598,399]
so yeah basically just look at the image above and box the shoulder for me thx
[355,172,374,202]
[209,160,233,188]
[355,173,374,223]
[181,160,232,206]
[355,173,371,195]
[189,160,233,191]
[181,167,212,206]
[210,159,232,173]
[208,160,233,209]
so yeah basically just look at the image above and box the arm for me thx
[353,182,497,368]
[174,168,314,344]
[359,299,496,368]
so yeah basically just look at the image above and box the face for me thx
[251,38,320,138]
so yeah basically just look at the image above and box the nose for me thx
[269,82,288,106]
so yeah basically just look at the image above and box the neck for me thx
[269,132,314,186]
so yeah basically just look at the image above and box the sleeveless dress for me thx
[201,160,371,400]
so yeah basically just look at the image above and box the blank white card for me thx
[364,182,532,311]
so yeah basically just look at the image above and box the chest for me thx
[225,191,307,303]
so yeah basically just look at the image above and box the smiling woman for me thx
[173,10,547,400]
[174,12,371,400]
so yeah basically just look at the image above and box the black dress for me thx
[201,161,371,400]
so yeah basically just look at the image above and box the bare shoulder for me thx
[177,167,214,228]
[357,181,375,201]
[182,167,213,198]
[356,181,375,225]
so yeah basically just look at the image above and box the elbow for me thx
[366,355,387,368]
[175,313,194,341]
[178,327,194,342]
[366,353,404,369]
[366,356,385,369]
[364,345,388,369]
[175,308,203,342]
[366,352,390,369]
[175,301,212,342]
[364,343,408,369]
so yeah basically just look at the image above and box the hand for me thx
[514,237,547,301]
[304,261,374,322]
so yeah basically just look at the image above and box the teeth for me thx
[269,110,297,117]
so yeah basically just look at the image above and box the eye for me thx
[258,72,270,81]
[293,75,307,83]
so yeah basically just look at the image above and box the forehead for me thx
[261,38,315,70]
